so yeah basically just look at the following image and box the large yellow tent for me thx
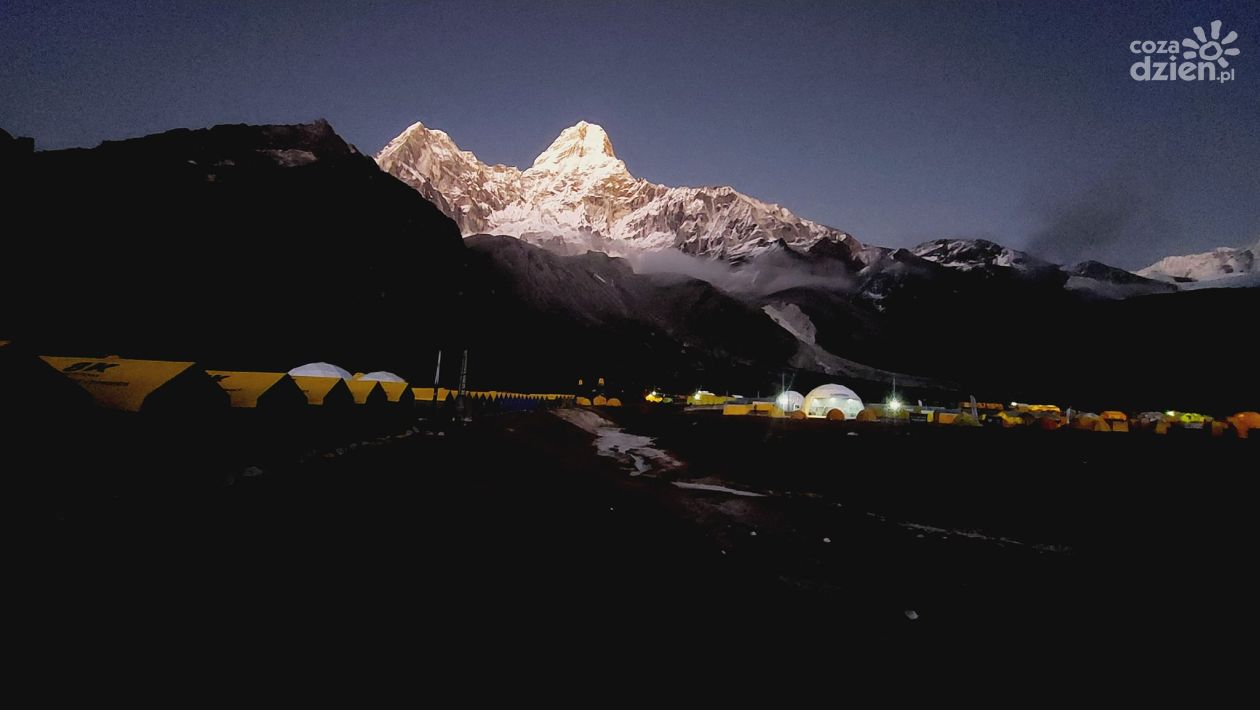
[377,381,414,405]
[206,370,306,409]
[291,376,355,407]
[345,379,388,407]
[41,355,226,413]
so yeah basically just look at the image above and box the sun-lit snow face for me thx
[376,119,860,261]
[529,120,619,173]
[1183,20,1240,68]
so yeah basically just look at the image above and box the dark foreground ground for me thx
[10,405,1259,672]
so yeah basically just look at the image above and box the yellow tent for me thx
[206,370,306,409]
[41,355,226,413]
[1100,411,1130,433]
[346,379,388,406]
[689,391,733,406]
[411,387,456,403]
[1228,411,1259,439]
[951,412,982,427]
[291,376,355,407]
[1070,414,1111,432]
[995,410,1031,428]
[375,381,413,405]
[960,401,1005,413]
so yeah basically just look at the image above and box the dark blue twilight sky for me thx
[2,0,1257,267]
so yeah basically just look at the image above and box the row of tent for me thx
[719,385,865,420]
[575,395,623,407]
[21,354,574,414]
[714,381,1258,438]
[722,399,1257,437]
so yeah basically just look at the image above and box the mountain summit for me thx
[1137,240,1258,283]
[376,120,859,261]
[531,120,618,171]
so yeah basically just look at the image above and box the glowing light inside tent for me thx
[775,391,804,412]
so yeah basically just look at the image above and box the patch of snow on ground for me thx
[553,409,681,475]
[762,302,817,344]
[671,481,765,497]
[1177,271,1260,290]
[898,521,1070,552]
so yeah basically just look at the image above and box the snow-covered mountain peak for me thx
[376,119,861,261]
[1137,241,1257,283]
[380,121,488,174]
[529,121,619,173]
[911,238,1054,274]
[384,121,450,154]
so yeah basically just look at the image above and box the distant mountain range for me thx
[4,120,1256,411]
[377,119,1254,301]
[376,120,859,262]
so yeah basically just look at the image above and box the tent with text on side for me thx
[41,355,227,414]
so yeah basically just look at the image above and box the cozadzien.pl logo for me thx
[1130,20,1240,83]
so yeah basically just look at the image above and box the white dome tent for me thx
[802,384,864,420]
[288,362,352,380]
[775,390,805,412]
[355,371,405,382]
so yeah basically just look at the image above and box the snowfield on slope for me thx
[377,120,860,261]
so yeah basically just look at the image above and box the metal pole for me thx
[432,350,442,406]
[458,349,468,397]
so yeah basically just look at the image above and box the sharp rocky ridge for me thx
[376,120,861,262]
